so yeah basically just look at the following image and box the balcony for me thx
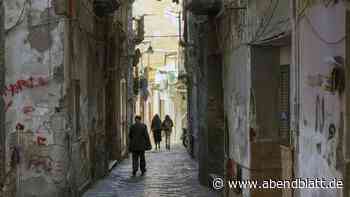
[185,0,223,15]
[93,0,120,17]
[133,16,145,45]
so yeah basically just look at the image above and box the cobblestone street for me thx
[83,144,219,197]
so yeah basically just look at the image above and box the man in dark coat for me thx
[129,115,152,176]
[151,114,162,150]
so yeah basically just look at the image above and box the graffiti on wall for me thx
[2,76,49,96]
[307,74,324,88]
[79,141,89,181]
[27,155,53,173]
[328,123,336,140]
[315,95,325,133]
[1,76,49,112]
[335,112,344,170]
[7,116,65,181]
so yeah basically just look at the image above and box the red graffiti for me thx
[53,161,64,173]
[226,158,236,179]
[36,136,47,146]
[23,106,35,114]
[15,123,25,130]
[10,147,20,168]
[28,156,53,172]
[5,100,13,112]
[1,76,49,97]
[2,76,48,113]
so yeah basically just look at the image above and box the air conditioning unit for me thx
[186,0,223,15]
[93,0,120,17]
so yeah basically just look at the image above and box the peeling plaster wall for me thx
[185,13,205,159]
[296,3,346,197]
[3,0,66,196]
[222,0,291,161]
[247,0,291,41]
[223,45,251,197]
[223,46,250,164]
[221,1,291,196]
[0,0,5,190]
[2,0,134,196]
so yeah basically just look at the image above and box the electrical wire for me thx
[250,0,274,41]
[72,19,106,43]
[5,0,28,34]
[214,2,237,52]
[80,1,105,22]
[47,0,52,77]
[298,0,310,18]
[29,18,64,28]
[250,0,280,43]
[5,0,109,40]
[144,35,180,38]
[236,160,281,172]
[215,0,282,51]
[304,14,346,45]
[293,0,345,45]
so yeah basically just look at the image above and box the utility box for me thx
[186,0,223,15]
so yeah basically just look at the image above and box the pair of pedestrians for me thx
[151,114,174,150]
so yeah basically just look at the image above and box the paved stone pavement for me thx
[83,144,220,197]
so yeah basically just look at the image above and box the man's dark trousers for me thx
[132,151,146,173]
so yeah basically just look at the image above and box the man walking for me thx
[129,115,152,176]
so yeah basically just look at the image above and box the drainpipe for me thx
[345,5,350,197]
[291,0,301,196]
[0,0,5,191]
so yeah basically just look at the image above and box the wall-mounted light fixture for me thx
[145,46,154,54]
[323,56,345,95]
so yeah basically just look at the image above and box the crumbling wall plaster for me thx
[297,3,346,197]
[223,46,250,197]
[3,0,66,196]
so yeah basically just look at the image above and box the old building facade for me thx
[0,0,137,196]
[183,0,350,197]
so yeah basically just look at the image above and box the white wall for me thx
[297,3,346,197]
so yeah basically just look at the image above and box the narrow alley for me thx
[83,144,219,197]
[1,0,350,197]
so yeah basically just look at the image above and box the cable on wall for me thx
[304,14,346,45]
[250,0,280,43]
[5,0,28,34]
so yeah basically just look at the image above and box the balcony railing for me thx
[133,16,145,45]
[93,0,120,17]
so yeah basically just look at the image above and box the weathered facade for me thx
[183,0,350,197]
[295,1,348,197]
[0,0,5,192]
[1,0,136,196]
[183,0,225,186]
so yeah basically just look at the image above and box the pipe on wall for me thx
[0,0,5,191]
